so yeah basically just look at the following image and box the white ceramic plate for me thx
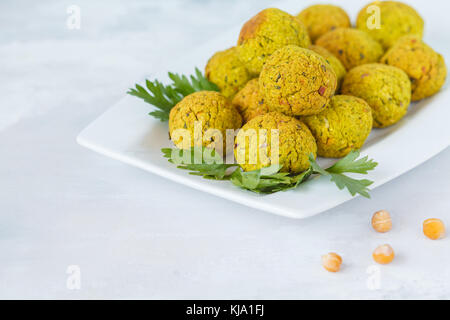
[77,0,450,219]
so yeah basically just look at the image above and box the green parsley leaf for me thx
[309,150,378,199]
[309,154,328,175]
[161,148,174,159]
[128,68,219,122]
[229,166,313,194]
[162,147,377,197]
[231,169,262,190]
[326,150,378,174]
[162,147,237,180]
[329,174,374,198]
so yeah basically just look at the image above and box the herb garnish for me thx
[162,148,378,198]
[128,68,219,121]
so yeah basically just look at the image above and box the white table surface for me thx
[0,0,449,299]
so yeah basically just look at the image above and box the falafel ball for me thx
[298,4,351,43]
[259,45,337,117]
[302,95,373,158]
[234,112,317,173]
[237,8,311,76]
[232,79,269,123]
[341,63,411,128]
[356,1,424,50]
[205,47,252,99]
[380,35,447,101]
[309,45,347,89]
[169,91,242,151]
[316,28,384,70]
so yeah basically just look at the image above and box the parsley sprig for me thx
[128,68,219,122]
[162,148,378,198]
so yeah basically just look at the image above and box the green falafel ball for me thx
[232,78,270,124]
[309,45,347,90]
[381,35,447,101]
[302,95,373,158]
[169,91,242,152]
[205,47,252,99]
[356,1,424,50]
[234,112,317,173]
[298,4,351,43]
[237,8,311,76]
[316,28,384,70]
[259,45,337,117]
[341,63,411,128]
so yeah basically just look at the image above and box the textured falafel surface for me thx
[169,91,242,151]
[205,47,251,99]
[232,79,269,123]
[237,8,310,76]
[235,112,317,173]
[302,95,373,158]
[259,45,337,117]
[341,63,411,128]
[298,4,351,43]
[381,35,447,101]
[316,28,384,71]
[356,1,424,50]
[309,45,347,90]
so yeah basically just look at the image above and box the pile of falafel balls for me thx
[169,1,447,174]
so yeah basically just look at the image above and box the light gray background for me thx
[0,0,449,299]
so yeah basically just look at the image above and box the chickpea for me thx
[372,210,392,233]
[373,244,395,265]
[322,253,342,273]
[423,218,446,240]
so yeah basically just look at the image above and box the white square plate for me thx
[77,0,450,219]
